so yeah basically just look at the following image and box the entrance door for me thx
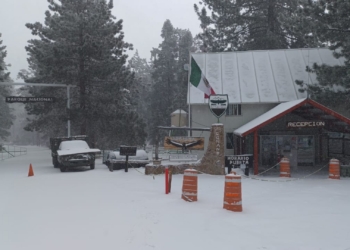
[297,136,314,166]
[260,136,276,166]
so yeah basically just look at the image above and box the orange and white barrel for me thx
[181,169,198,202]
[329,158,340,180]
[280,157,291,178]
[223,172,242,212]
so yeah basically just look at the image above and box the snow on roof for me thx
[171,109,187,114]
[188,48,344,104]
[234,98,306,137]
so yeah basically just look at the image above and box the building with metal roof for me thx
[187,48,350,175]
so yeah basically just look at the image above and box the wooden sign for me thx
[287,121,325,128]
[164,136,205,151]
[6,96,55,103]
[119,146,137,156]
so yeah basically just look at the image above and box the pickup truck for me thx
[50,136,100,172]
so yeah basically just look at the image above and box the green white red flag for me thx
[189,56,215,98]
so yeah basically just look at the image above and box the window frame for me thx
[226,104,242,116]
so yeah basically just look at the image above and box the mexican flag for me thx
[190,56,215,98]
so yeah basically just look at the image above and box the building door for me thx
[297,136,315,166]
[260,135,276,166]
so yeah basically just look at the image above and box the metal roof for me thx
[188,48,344,104]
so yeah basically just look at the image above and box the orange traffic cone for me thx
[28,164,34,177]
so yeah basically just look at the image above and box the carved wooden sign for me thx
[164,136,205,151]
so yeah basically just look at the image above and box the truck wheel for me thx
[90,163,95,170]
[59,163,66,172]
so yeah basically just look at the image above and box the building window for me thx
[226,133,234,149]
[226,104,241,116]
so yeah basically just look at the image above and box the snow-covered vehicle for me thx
[56,140,100,172]
[104,149,149,171]
[50,135,88,168]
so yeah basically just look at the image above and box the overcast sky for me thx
[1,0,202,82]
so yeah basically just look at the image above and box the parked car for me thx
[50,135,89,168]
[57,140,100,172]
[105,149,149,171]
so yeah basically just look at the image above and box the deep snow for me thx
[1,146,350,250]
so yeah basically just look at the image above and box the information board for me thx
[120,146,137,156]
[225,154,253,169]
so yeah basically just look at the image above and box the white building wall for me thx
[190,103,277,157]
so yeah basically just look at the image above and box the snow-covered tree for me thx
[24,0,147,148]
[194,0,307,52]
[0,33,15,141]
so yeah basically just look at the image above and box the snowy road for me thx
[1,146,350,250]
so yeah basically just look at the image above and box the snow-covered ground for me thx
[1,146,350,250]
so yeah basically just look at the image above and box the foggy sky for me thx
[1,0,202,82]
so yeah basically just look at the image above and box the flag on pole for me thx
[189,56,215,99]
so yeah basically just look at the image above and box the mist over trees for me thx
[293,0,350,113]
[0,33,15,141]
[148,20,193,143]
[194,0,350,115]
[193,0,309,52]
[2,0,350,148]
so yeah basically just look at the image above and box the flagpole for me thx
[187,50,192,137]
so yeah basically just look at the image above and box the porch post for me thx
[254,130,259,175]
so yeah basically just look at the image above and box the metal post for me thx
[254,130,259,175]
[67,85,71,137]
[165,167,169,194]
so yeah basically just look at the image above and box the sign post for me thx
[1,82,75,137]
[120,146,137,172]
[209,94,229,122]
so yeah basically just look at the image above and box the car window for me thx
[59,140,89,150]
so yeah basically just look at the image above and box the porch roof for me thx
[234,98,350,137]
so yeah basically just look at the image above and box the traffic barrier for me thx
[28,163,34,177]
[181,169,198,202]
[223,172,242,212]
[280,157,291,178]
[329,158,340,180]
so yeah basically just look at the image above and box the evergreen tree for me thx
[194,0,307,52]
[149,20,193,142]
[24,0,147,148]
[128,50,153,142]
[295,0,350,113]
[0,33,15,140]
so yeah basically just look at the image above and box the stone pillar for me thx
[196,124,225,175]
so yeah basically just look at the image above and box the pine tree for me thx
[24,0,147,148]
[0,33,15,140]
[128,51,152,127]
[295,0,350,113]
[194,0,307,52]
[149,20,193,142]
